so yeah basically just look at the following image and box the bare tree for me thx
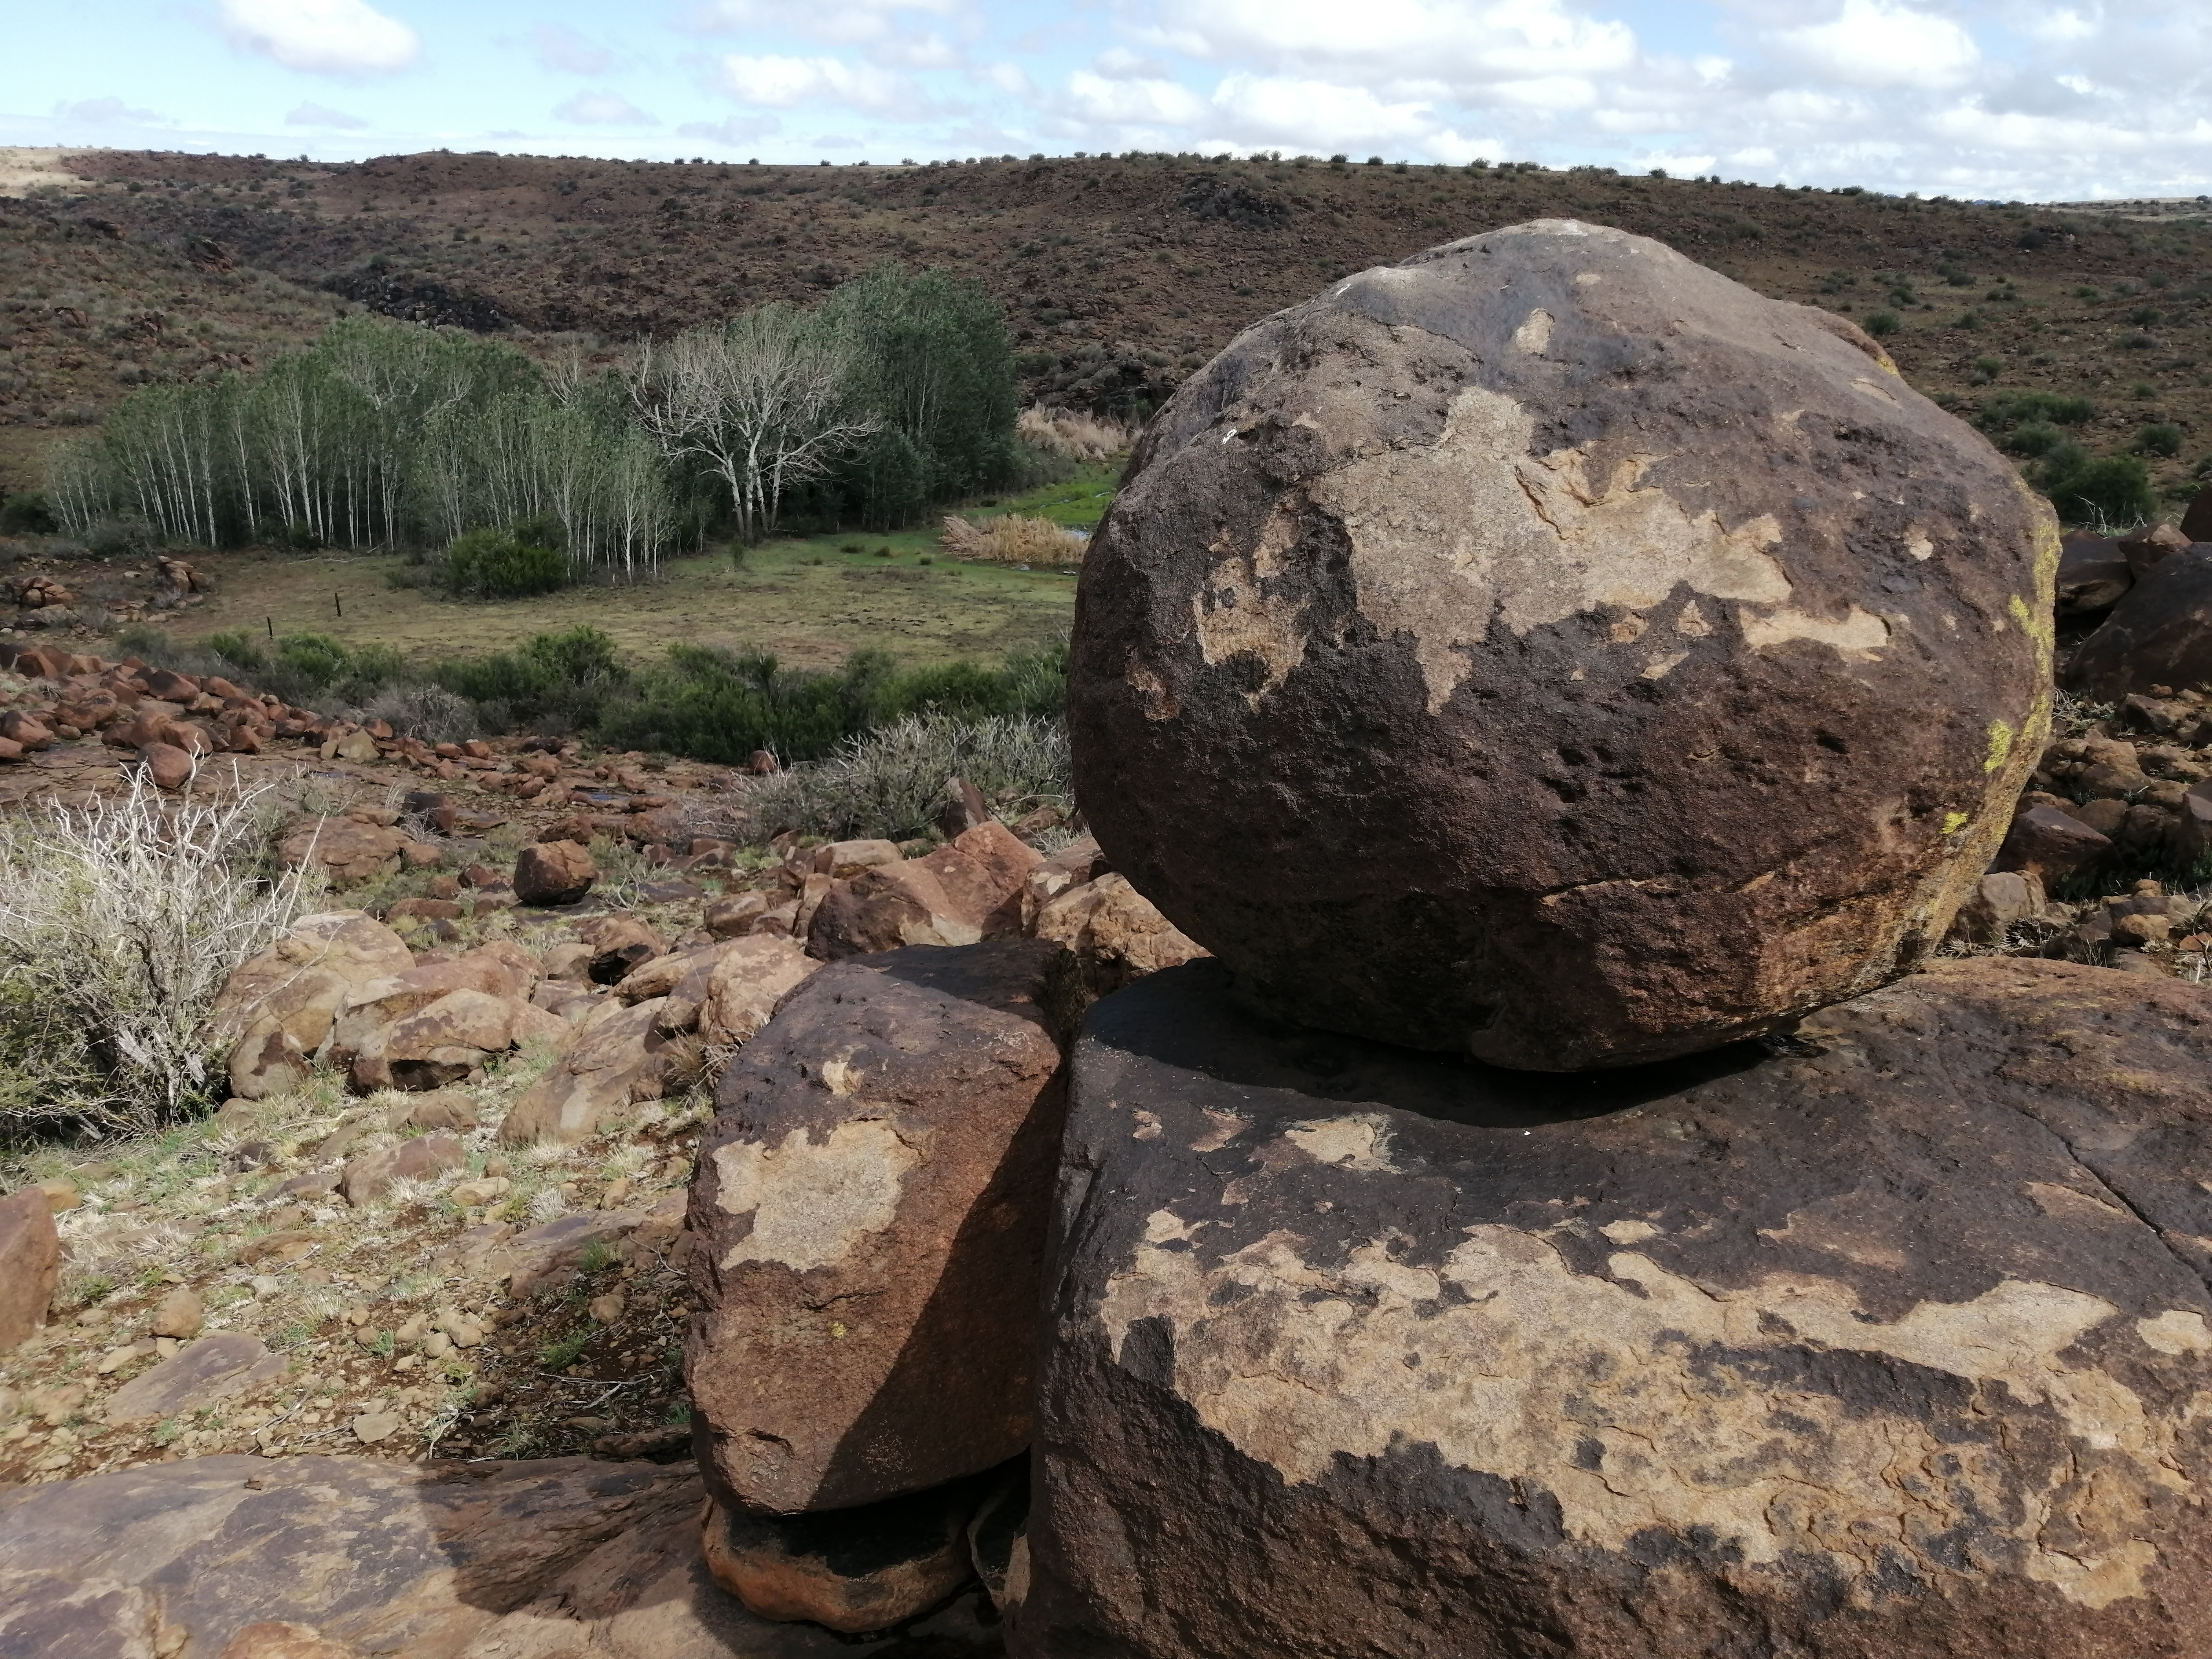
[630,306,877,543]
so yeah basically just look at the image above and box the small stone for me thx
[151,1286,205,1340]
[2115,912,2172,947]
[514,840,596,906]
[421,1330,452,1358]
[137,740,195,791]
[587,1290,625,1324]
[34,1177,79,1213]
[350,1410,399,1443]
[249,1275,284,1298]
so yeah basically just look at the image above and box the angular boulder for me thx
[698,935,820,1046]
[687,941,1070,1516]
[1033,872,1209,997]
[498,997,674,1145]
[214,912,416,1100]
[279,819,412,887]
[1068,220,2055,1069]
[0,1187,60,1352]
[1018,956,2212,1658]
[807,822,1042,961]
[348,989,561,1093]
[2070,545,2212,701]
[515,839,596,906]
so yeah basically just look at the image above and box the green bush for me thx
[432,626,628,734]
[1862,309,1900,337]
[0,489,56,534]
[439,526,572,600]
[748,713,1070,842]
[2137,422,2185,458]
[2005,421,2065,458]
[2039,450,2156,527]
[1979,390,2096,434]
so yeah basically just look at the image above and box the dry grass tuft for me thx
[939,512,1089,565]
[1018,406,1136,461]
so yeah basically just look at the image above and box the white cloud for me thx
[555,91,658,125]
[55,97,167,125]
[1066,70,1209,127]
[218,0,421,76]
[692,0,957,48]
[719,53,912,114]
[1765,0,1979,92]
[678,114,782,145]
[532,24,615,76]
[285,100,369,128]
[1209,75,1438,147]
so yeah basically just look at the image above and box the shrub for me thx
[0,489,56,534]
[2137,422,2185,459]
[1978,390,2096,443]
[0,773,320,1137]
[747,713,1071,842]
[1016,407,1136,460]
[439,526,572,600]
[1862,310,1901,337]
[2005,421,2065,458]
[434,626,628,734]
[939,513,1088,564]
[2039,450,2156,527]
[363,683,478,744]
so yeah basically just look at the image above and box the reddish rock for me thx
[103,1333,285,1424]
[688,941,1070,1516]
[137,740,195,791]
[0,1187,60,1352]
[577,913,664,983]
[498,998,674,1145]
[280,819,410,886]
[1993,802,2114,883]
[2120,521,2193,577]
[2071,547,2212,702]
[214,912,415,1099]
[700,1474,994,1632]
[807,823,1044,961]
[704,892,771,939]
[0,711,52,750]
[515,840,596,906]
[1034,872,1209,996]
[2055,536,2131,615]
[340,1133,466,1204]
[699,936,820,1046]
[1068,221,2053,1069]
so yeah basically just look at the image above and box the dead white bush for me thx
[939,512,1089,566]
[0,769,323,1136]
[1018,406,1135,461]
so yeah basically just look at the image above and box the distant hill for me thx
[6,147,2212,508]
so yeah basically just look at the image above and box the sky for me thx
[4,0,2211,201]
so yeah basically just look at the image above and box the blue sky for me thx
[5,0,2211,201]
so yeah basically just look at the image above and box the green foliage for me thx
[2006,421,2065,458]
[439,525,573,599]
[1978,390,2096,448]
[432,626,627,734]
[595,637,1065,765]
[0,489,55,533]
[811,262,1020,527]
[2038,448,2156,527]
[2137,422,2185,459]
[749,711,1071,842]
[1862,309,1900,337]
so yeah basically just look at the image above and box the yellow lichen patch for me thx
[1943,811,1971,835]
[712,1121,919,1272]
[1986,720,2016,774]
[1097,1214,2188,1610]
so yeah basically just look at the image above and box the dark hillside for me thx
[9,148,2212,503]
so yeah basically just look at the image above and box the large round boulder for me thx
[1015,956,2212,1659]
[1069,220,2056,1068]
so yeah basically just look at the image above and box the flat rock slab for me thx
[103,1334,286,1425]
[0,1453,1001,1659]
[1019,957,2212,1659]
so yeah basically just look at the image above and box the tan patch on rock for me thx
[1312,384,1794,711]
[1099,1215,2179,1609]
[712,1120,920,1272]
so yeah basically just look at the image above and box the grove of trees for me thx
[46,262,1022,575]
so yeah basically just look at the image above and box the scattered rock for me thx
[689,941,1070,1516]
[1068,221,2054,1068]
[2055,535,2131,615]
[340,1133,465,1205]
[807,822,1043,960]
[279,819,410,887]
[0,1187,60,1352]
[936,776,993,840]
[498,998,673,1145]
[102,1334,285,1425]
[699,936,820,1047]
[150,1286,205,1340]
[1019,956,2212,1656]
[2070,544,2212,701]
[578,914,666,984]
[214,911,416,1100]
[218,1622,361,1659]
[700,1471,997,1633]
[349,1411,399,1445]
[1033,872,1209,996]
[703,892,770,939]
[1946,870,2049,944]
[1992,800,2115,883]
[515,840,596,906]
[137,740,194,791]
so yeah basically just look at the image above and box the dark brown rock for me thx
[1019,956,2212,1659]
[688,942,1070,1516]
[577,913,664,983]
[937,775,993,840]
[0,1187,59,1352]
[806,822,1043,962]
[280,819,410,887]
[699,1469,999,1633]
[1069,220,2055,1070]
[137,739,194,791]
[2055,535,2131,614]
[514,839,596,906]
[2119,521,2193,577]
[2183,479,2212,542]
[2070,545,2212,701]
[1992,801,2114,881]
